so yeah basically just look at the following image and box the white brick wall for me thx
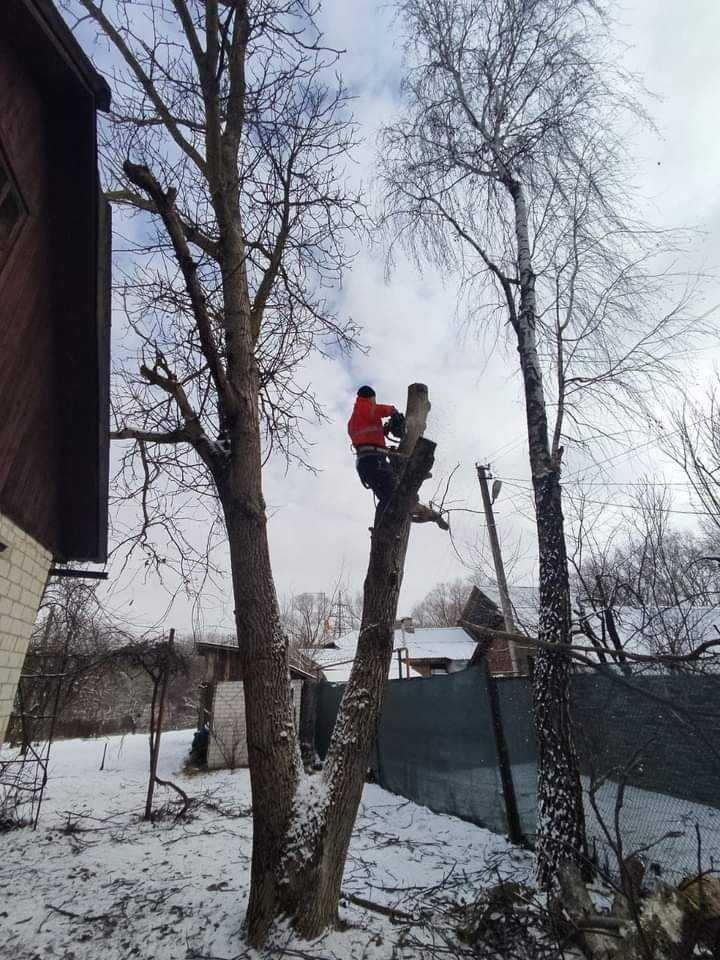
[0,512,51,744]
[207,678,303,770]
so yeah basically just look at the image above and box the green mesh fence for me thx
[315,666,720,882]
[317,666,509,835]
[571,670,720,883]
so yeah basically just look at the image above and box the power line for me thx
[497,476,696,488]
[565,495,714,518]
[561,415,711,481]
[498,478,715,518]
[485,434,527,464]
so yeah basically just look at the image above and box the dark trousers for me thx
[357,453,396,504]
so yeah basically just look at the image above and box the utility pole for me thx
[476,464,519,674]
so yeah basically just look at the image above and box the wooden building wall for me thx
[0,4,110,563]
[0,32,59,552]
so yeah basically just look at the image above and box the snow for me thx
[307,626,478,682]
[401,627,478,662]
[582,777,720,883]
[0,731,532,959]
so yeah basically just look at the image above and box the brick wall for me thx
[207,678,302,770]
[487,638,514,674]
[0,512,51,743]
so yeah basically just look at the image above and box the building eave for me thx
[13,0,112,110]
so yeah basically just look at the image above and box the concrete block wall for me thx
[207,678,302,770]
[0,512,51,743]
[207,681,247,769]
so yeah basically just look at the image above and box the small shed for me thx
[195,637,321,770]
[0,0,111,742]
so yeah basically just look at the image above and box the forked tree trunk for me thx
[509,180,586,887]
[278,385,436,936]
[219,360,300,946]
[218,381,435,943]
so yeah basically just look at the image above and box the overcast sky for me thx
[97,0,720,635]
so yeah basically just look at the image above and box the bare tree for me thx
[411,577,473,626]
[13,579,128,746]
[120,629,191,821]
[570,482,720,663]
[667,389,720,539]
[280,579,363,652]
[58,0,363,939]
[59,4,445,940]
[379,0,704,887]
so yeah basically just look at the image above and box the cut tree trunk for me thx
[218,381,438,943]
[559,863,708,960]
[278,385,437,937]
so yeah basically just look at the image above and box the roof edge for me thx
[25,0,112,110]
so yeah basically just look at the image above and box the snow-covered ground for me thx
[491,763,720,884]
[581,777,720,883]
[0,731,532,959]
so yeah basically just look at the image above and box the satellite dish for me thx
[491,479,502,504]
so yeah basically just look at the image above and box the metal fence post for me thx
[483,661,524,845]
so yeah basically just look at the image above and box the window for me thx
[0,146,27,271]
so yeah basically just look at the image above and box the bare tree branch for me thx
[76,0,207,172]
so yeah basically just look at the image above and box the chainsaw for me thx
[383,409,406,443]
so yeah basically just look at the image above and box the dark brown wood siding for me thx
[0,0,111,562]
[0,32,59,551]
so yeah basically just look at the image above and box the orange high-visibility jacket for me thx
[347,396,395,449]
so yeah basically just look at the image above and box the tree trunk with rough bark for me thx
[508,179,586,887]
[73,0,367,944]
[218,354,300,944]
[277,385,436,937]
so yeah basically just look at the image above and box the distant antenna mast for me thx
[336,589,344,637]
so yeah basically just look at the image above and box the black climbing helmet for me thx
[357,385,376,398]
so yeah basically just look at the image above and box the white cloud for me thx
[96,0,720,630]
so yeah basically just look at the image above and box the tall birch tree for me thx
[380,0,701,886]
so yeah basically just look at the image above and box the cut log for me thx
[559,864,617,960]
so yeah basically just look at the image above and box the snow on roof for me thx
[317,657,423,684]
[304,626,478,682]
[401,627,478,662]
[463,597,718,659]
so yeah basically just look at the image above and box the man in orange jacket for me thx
[347,385,399,504]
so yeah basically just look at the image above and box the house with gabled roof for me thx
[304,620,480,682]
